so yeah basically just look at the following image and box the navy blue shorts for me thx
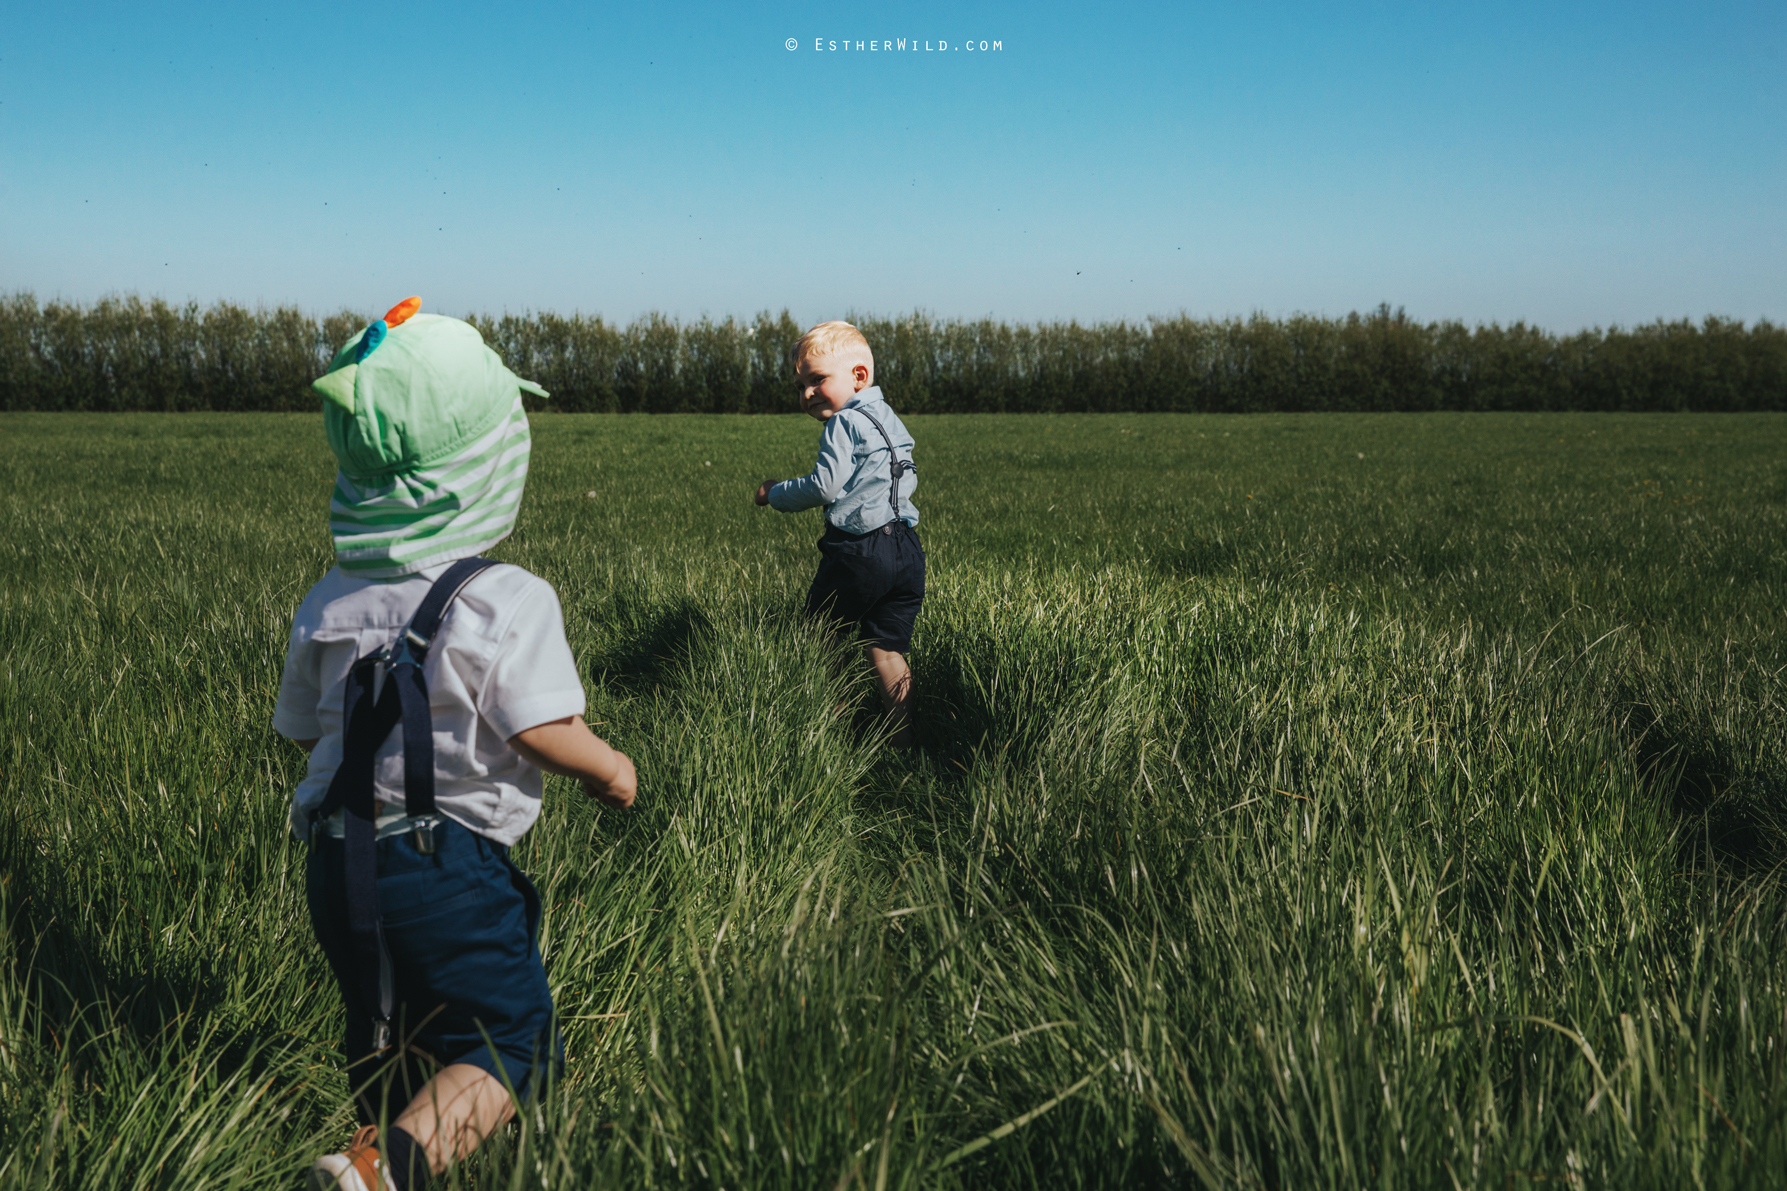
[307,817,562,1121]
[804,520,926,654]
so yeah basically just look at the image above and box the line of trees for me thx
[3,292,1783,413]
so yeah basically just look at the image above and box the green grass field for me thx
[3,411,1785,1189]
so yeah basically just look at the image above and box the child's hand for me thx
[510,717,637,809]
[755,480,775,506]
[583,752,637,809]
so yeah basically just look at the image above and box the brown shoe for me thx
[306,1125,394,1191]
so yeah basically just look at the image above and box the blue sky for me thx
[2,1,1782,331]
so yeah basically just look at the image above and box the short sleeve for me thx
[272,615,324,741]
[478,579,587,741]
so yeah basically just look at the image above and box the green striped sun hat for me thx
[312,300,548,579]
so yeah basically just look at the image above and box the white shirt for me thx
[273,562,586,846]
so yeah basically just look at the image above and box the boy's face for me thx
[795,350,869,421]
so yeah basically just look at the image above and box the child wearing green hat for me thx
[274,299,636,1191]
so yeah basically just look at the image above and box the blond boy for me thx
[754,321,924,745]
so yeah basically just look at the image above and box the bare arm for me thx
[509,716,637,809]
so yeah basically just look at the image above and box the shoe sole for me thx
[307,1154,370,1191]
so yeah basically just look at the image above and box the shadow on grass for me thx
[1149,535,1243,580]
[909,634,1020,789]
[585,596,714,693]
[1620,688,1787,871]
[0,818,308,1095]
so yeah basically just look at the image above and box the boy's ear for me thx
[852,362,870,391]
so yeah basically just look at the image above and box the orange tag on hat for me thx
[383,296,422,328]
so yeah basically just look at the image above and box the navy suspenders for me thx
[850,407,917,520]
[310,555,499,1050]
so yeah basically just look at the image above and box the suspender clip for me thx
[852,407,915,519]
[413,820,437,855]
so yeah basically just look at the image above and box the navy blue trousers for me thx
[805,520,926,653]
[307,817,562,1123]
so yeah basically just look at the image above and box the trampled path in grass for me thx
[2,412,1784,1188]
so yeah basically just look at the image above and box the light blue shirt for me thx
[768,387,919,534]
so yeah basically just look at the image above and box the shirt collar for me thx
[843,386,882,410]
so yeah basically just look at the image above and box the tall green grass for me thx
[5,294,1785,413]
[1,412,1784,1188]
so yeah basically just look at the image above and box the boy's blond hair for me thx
[795,321,874,378]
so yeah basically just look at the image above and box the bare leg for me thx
[867,645,915,747]
[393,1062,517,1175]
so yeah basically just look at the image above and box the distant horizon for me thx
[4,3,1781,333]
[5,287,1778,339]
